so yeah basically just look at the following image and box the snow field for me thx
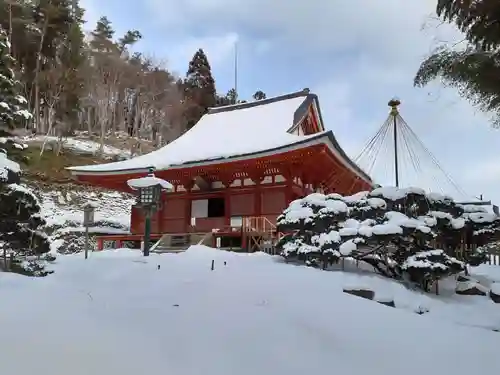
[0,246,499,375]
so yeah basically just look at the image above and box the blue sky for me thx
[81,0,500,204]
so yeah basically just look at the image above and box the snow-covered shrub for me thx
[0,138,23,184]
[276,186,500,291]
[0,183,51,257]
[277,193,348,268]
[10,259,54,277]
[0,150,20,183]
[401,249,464,288]
[50,222,129,254]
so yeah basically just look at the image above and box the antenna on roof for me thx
[234,41,238,104]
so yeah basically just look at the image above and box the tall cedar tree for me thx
[0,0,181,140]
[54,2,85,132]
[414,0,500,127]
[184,48,216,129]
[0,27,31,130]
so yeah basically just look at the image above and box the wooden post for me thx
[143,209,152,256]
[83,203,95,258]
[84,225,89,259]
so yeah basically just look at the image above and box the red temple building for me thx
[68,89,373,251]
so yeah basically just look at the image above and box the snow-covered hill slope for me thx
[18,134,131,159]
[39,187,132,230]
[34,186,135,253]
[0,246,498,375]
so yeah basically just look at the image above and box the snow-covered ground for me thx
[22,135,131,159]
[0,246,498,375]
[33,186,134,253]
[39,188,133,230]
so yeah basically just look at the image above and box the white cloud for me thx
[312,55,498,199]
[146,0,459,60]
[142,0,500,203]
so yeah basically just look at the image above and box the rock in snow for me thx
[489,282,500,303]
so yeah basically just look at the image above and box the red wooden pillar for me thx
[157,193,164,234]
[248,169,264,217]
[184,194,191,232]
[254,183,262,217]
[280,165,294,204]
[225,190,231,227]
[182,179,194,232]
[221,174,234,228]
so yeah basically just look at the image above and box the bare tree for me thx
[39,63,64,156]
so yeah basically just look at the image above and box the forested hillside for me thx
[0,0,266,155]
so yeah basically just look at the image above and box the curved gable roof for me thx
[67,89,371,185]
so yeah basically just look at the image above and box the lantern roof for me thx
[127,173,173,191]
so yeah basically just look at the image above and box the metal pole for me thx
[143,209,151,256]
[234,41,238,103]
[389,99,401,187]
[84,225,89,259]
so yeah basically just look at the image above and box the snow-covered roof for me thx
[68,90,370,183]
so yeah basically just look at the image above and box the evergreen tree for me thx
[0,139,51,273]
[185,48,216,102]
[91,16,115,51]
[253,90,266,100]
[0,1,186,139]
[225,88,237,104]
[183,48,216,129]
[434,0,500,50]
[214,88,248,107]
[276,187,500,291]
[414,0,500,127]
[0,26,31,130]
[52,1,85,133]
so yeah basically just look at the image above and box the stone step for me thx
[152,247,187,253]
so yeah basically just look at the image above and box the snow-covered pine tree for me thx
[0,27,32,130]
[0,146,20,184]
[183,48,217,129]
[0,139,51,275]
[276,187,500,291]
[277,193,348,268]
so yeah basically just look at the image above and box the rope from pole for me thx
[353,98,473,201]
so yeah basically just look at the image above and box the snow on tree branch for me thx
[276,186,500,289]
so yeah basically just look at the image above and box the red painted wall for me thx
[230,193,254,216]
[129,185,291,235]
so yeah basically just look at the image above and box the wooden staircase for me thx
[150,232,213,253]
[148,217,283,255]
[242,216,282,254]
